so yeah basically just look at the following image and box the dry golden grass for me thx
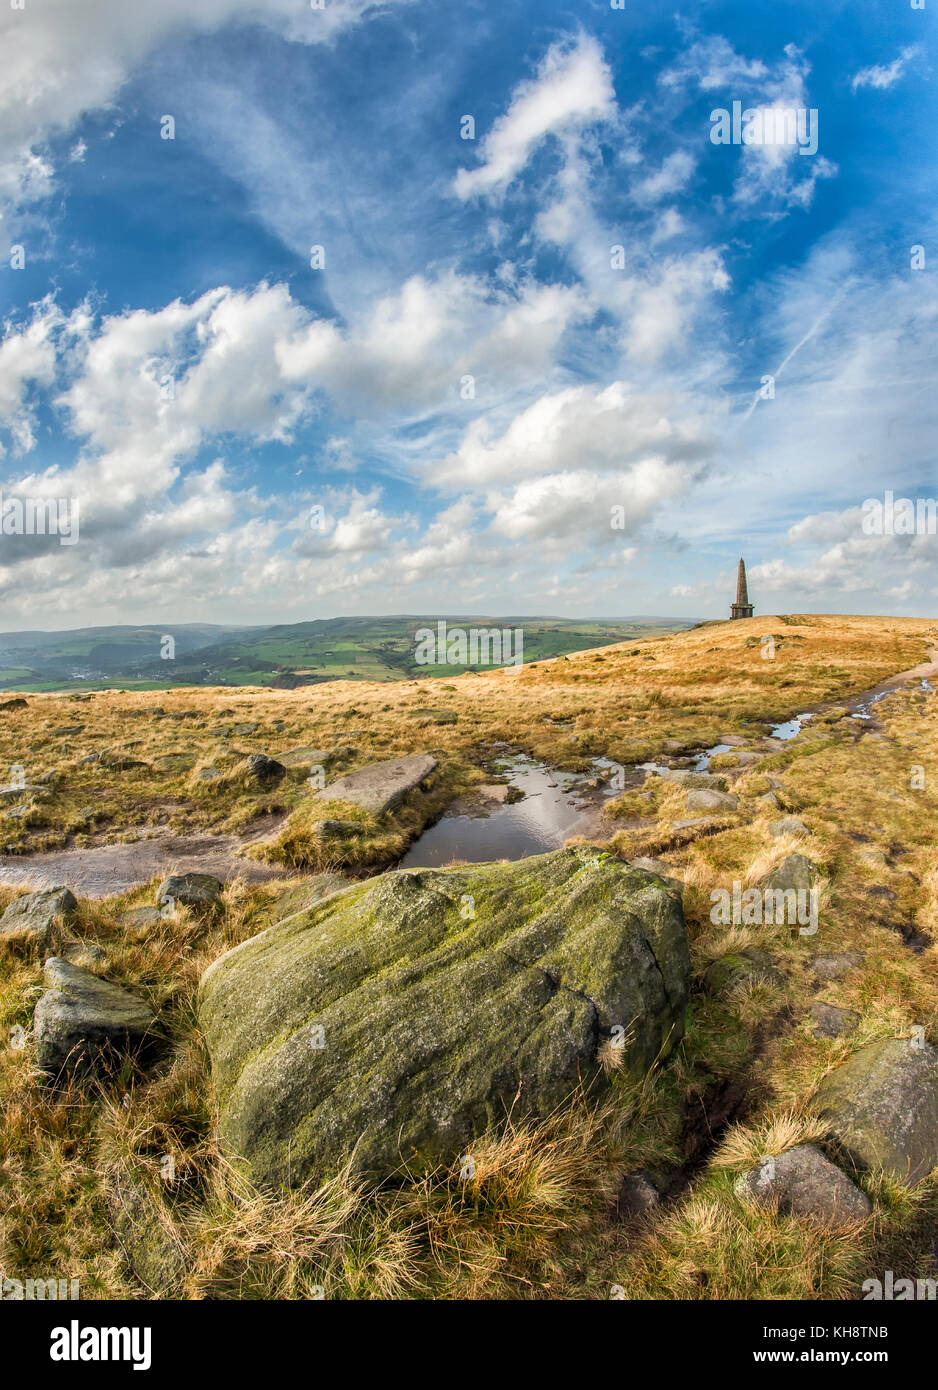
[2,612,938,1299]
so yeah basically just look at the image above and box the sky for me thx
[0,0,935,628]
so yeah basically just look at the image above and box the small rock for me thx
[810,952,865,982]
[769,817,809,838]
[630,856,684,887]
[314,819,364,841]
[118,906,163,930]
[735,1144,871,1223]
[244,753,286,786]
[0,697,27,709]
[761,853,819,895]
[859,849,889,868]
[704,947,783,997]
[0,887,77,952]
[613,1170,660,1218]
[33,957,157,1073]
[759,791,781,809]
[811,1001,861,1038]
[686,788,738,813]
[61,941,107,966]
[408,708,458,725]
[156,873,223,913]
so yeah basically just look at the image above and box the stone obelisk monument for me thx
[730,557,754,619]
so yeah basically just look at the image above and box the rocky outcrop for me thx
[313,753,438,816]
[813,1038,938,1185]
[734,1144,871,1223]
[33,957,157,1072]
[199,846,690,1189]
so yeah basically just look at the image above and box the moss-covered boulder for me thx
[199,845,690,1190]
[813,1038,938,1186]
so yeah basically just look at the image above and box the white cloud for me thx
[485,462,691,544]
[454,34,616,200]
[631,150,695,205]
[0,0,407,210]
[851,47,920,93]
[278,271,591,416]
[0,299,65,454]
[432,381,713,489]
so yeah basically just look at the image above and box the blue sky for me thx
[0,0,935,627]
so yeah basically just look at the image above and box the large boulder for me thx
[734,1144,871,1224]
[199,846,690,1189]
[813,1038,938,1185]
[0,887,77,952]
[33,957,157,1072]
[313,753,438,816]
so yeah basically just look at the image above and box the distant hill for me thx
[0,615,692,691]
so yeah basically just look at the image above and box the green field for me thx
[0,616,690,691]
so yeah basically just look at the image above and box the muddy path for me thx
[0,828,288,898]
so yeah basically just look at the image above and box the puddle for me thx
[401,754,623,868]
[769,713,813,741]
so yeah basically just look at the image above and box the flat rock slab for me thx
[0,887,77,952]
[0,835,287,898]
[199,845,690,1189]
[276,746,329,769]
[314,753,438,817]
[813,1038,938,1185]
[735,1144,871,1223]
[34,957,157,1072]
